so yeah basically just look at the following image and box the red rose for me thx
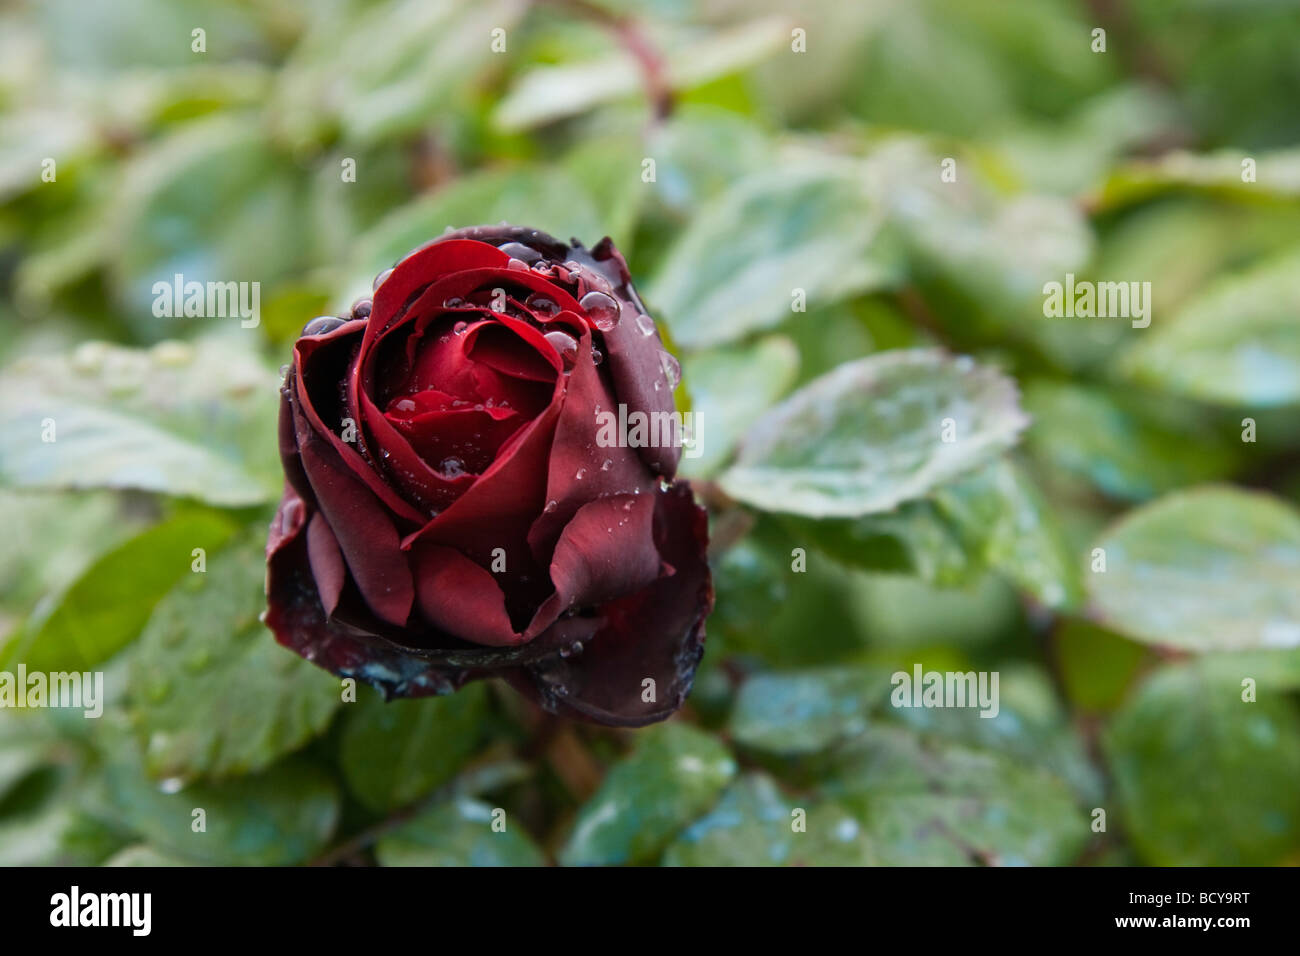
[265,225,711,726]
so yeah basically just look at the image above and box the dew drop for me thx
[498,241,541,263]
[635,312,656,337]
[544,330,578,369]
[439,456,466,477]
[373,267,394,291]
[559,641,584,659]
[544,499,558,513]
[526,293,559,316]
[453,321,469,335]
[506,258,531,272]
[600,458,613,471]
[575,467,587,480]
[302,315,345,336]
[443,296,466,308]
[659,351,682,388]
[580,290,620,331]
[392,398,417,414]
[278,363,291,379]
[591,347,604,365]
[351,298,373,319]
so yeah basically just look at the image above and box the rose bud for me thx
[265,225,711,726]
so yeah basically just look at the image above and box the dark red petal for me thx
[306,512,346,616]
[524,491,661,639]
[368,239,510,343]
[298,437,414,627]
[265,487,476,698]
[526,330,657,564]
[412,544,525,647]
[506,482,711,726]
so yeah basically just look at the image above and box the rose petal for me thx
[506,482,711,726]
[298,437,415,627]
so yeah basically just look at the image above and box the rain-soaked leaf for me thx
[824,724,1088,866]
[128,530,341,780]
[729,667,884,757]
[663,773,875,866]
[104,756,339,866]
[560,723,736,866]
[0,510,238,673]
[1120,248,1300,407]
[1105,662,1300,865]
[0,336,282,505]
[376,797,545,867]
[720,350,1028,518]
[339,684,488,813]
[678,335,799,478]
[649,164,895,348]
[1088,487,1300,652]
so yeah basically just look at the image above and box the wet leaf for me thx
[1105,662,1300,865]
[376,797,545,866]
[720,350,1028,518]
[128,530,341,780]
[1088,487,1300,651]
[339,684,488,813]
[560,723,736,865]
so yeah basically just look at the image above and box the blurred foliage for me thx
[2,0,1299,867]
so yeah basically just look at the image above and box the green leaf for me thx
[560,723,736,866]
[932,458,1082,609]
[649,164,895,348]
[729,667,884,757]
[494,17,788,131]
[1023,380,1240,501]
[105,845,195,867]
[1104,662,1300,865]
[1098,147,1300,210]
[663,774,875,866]
[678,335,798,478]
[128,530,341,780]
[824,724,1088,866]
[376,797,545,867]
[776,487,978,584]
[2,510,238,672]
[105,116,309,329]
[0,337,281,505]
[104,756,339,866]
[719,349,1028,517]
[275,0,528,147]
[339,684,489,813]
[1088,487,1300,652]
[1121,248,1300,407]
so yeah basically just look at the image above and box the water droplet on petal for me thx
[302,315,345,336]
[591,347,604,365]
[506,258,530,272]
[497,241,542,263]
[278,363,291,379]
[373,267,394,291]
[439,456,465,477]
[600,458,613,471]
[635,312,656,337]
[352,298,373,319]
[559,641,584,659]
[544,499,558,513]
[392,398,417,414]
[453,321,469,335]
[444,296,465,308]
[580,290,620,331]
[659,351,681,388]
[526,293,559,316]
[575,467,587,480]
[544,330,578,369]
